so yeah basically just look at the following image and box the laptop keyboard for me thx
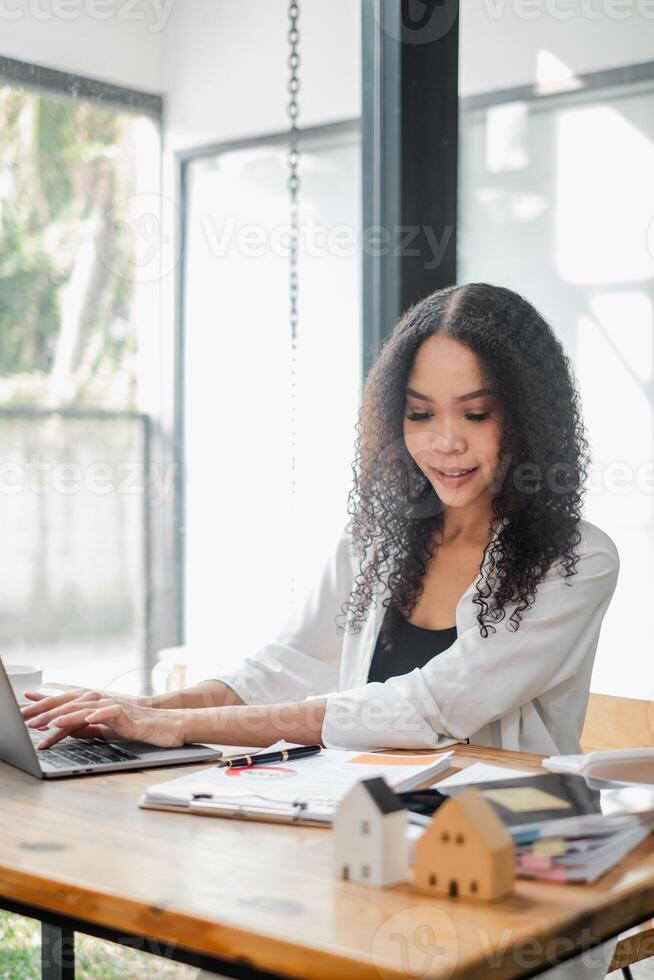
[28,730,139,769]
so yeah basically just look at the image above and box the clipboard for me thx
[189,799,331,827]
[139,746,456,825]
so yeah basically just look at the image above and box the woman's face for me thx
[403,334,503,513]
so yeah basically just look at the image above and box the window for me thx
[0,69,163,693]
[180,122,361,675]
[459,68,654,700]
[361,820,370,835]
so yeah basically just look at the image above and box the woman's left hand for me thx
[26,699,187,749]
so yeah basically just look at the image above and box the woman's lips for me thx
[430,466,478,488]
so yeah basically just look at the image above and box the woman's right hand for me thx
[20,687,148,741]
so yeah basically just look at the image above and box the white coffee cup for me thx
[4,664,43,705]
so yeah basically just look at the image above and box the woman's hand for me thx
[22,688,146,717]
[22,688,138,739]
[21,690,187,749]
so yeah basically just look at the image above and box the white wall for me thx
[162,0,361,151]
[460,0,654,95]
[0,0,163,93]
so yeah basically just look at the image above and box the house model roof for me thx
[360,777,405,815]
[432,789,513,852]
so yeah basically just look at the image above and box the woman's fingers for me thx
[36,721,120,750]
[91,724,117,740]
[43,704,133,744]
[36,721,96,749]
[25,696,113,732]
[84,705,136,741]
[31,706,110,749]
[21,688,96,720]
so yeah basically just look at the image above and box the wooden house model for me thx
[414,788,515,900]
[333,777,408,887]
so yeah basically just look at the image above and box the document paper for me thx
[142,742,455,822]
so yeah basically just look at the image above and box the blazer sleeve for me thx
[321,525,620,750]
[214,524,358,704]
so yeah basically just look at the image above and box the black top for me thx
[366,607,457,683]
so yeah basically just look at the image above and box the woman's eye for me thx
[405,410,491,422]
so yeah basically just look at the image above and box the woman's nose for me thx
[429,423,466,455]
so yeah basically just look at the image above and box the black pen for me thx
[217,744,322,769]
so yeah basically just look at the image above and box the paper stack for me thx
[515,813,654,882]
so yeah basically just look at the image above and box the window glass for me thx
[182,128,362,675]
[0,79,161,692]
[459,81,654,699]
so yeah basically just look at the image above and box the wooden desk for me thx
[1,743,653,980]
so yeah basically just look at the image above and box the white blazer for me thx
[217,519,619,756]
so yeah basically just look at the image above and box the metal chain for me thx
[287,0,300,607]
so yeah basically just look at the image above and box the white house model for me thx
[333,777,408,887]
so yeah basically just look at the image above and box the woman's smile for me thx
[430,465,479,488]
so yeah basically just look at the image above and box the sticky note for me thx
[482,787,570,813]
[532,838,567,855]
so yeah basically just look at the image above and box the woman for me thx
[22,282,619,756]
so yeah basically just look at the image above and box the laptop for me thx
[0,660,222,778]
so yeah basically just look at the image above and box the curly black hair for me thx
[338,282,590,651]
